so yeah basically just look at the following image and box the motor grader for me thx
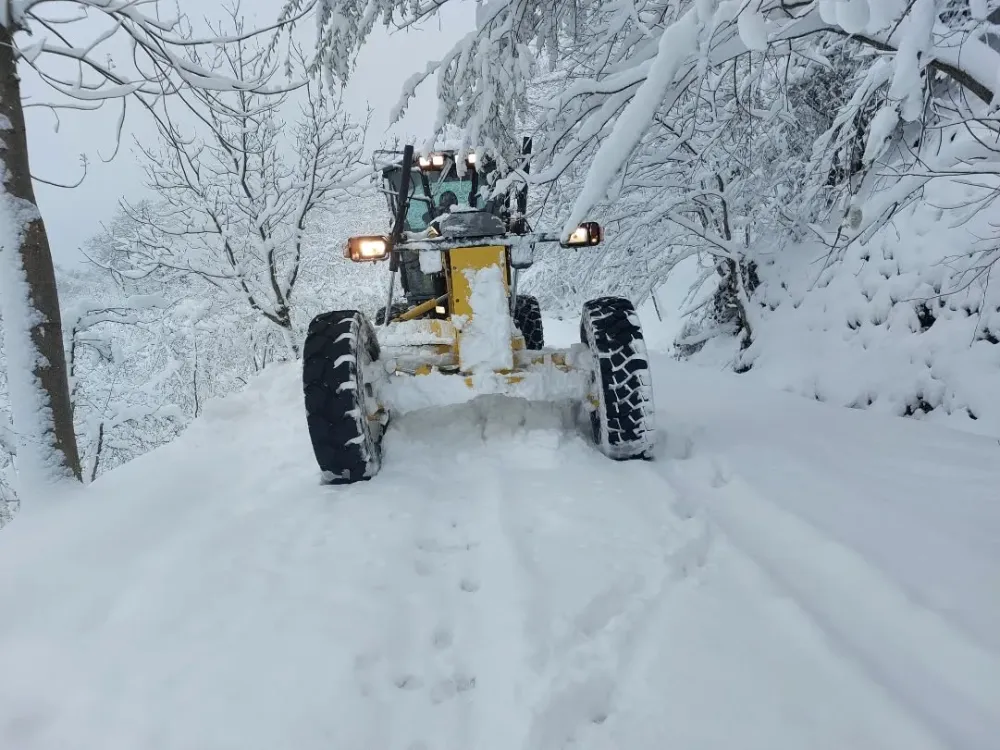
[302,142,655,484]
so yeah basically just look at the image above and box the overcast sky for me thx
[22,0,475,267]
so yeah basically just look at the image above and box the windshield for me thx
[408,172,472,231]
[382,156,504,233]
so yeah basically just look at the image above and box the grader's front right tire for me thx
[302,310,385,484]
[580,297,656,460]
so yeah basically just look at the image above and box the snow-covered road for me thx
[1,322,997,750]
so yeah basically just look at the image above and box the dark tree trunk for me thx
[0,25,82,482]
[274,305,300,358]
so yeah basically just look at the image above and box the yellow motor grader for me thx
[302,143,655,484]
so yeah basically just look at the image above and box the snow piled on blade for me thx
[380,360,588,414]
[0,343,998,749]
[457,264,513,373]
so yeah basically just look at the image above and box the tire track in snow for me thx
[661,451,1000,750]
[487,424,714,750]
[369,480,479,749]
[374,396,715,750]
[371,399,540,750]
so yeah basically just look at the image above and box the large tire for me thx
[580,297,655,460]
[302,310,386,484]
[375,302,409,325]
[514,294,544,350]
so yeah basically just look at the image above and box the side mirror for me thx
[561,221,603,248]
[345,236,390,262]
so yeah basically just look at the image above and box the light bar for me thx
[417,152,458,171]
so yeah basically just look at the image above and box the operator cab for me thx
[379,150,510,307]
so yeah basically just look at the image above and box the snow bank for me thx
[651,176,1000,438]
[653,357,1000,750]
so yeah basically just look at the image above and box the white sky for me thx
[21,0,475,266]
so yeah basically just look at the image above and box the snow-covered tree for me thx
[285,0,1000,232]
[115,14,369,357]
[20,184,387,494]
[0,0,304,494]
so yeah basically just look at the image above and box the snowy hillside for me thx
[1,322,997,750]
[682,175,1000,438]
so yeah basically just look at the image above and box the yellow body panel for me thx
[448,245,509,318]
[446,244,512,373]
[426,320,454,338]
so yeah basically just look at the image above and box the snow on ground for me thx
[1,320,998,750]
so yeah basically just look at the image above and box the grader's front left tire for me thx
[302,310,385,484]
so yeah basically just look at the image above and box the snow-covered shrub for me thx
[686,168,1000,435]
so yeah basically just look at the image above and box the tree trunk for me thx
[274,305,300,359]
[0,25,82,484]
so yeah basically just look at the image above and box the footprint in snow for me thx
[413,558,432,577]
[432,626,453,650]
[394,674,424,691]
[430,674,476,704]
[710,461,732,488]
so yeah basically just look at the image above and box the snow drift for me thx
[695,171,1000,437]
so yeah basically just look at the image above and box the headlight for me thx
[345,236,390,262]
[561,221,603,248]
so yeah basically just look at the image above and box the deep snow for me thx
[1,321,998,750]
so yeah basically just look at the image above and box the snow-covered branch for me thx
[115,15,368,357]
